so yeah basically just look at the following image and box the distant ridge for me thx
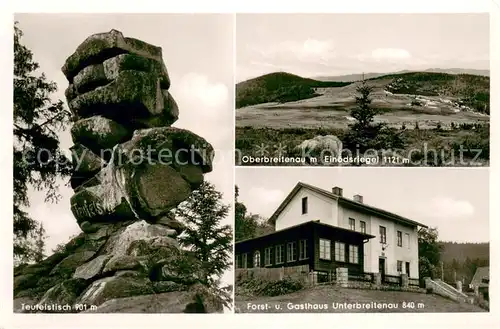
[315,68,490,82]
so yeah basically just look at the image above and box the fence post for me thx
[336,267,348,288]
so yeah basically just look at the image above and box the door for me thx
[378,258,386,281]
[405,262,410,277]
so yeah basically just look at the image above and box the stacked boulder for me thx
[13,30,222,313]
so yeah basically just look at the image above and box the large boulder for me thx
[62,29,170,88]
[295,135,343,163]
[69,126,214,226]
[104,220,178,256]
[72,53,170,94]
[70,143,105,174]
[77,276,154,307]
[73,255,112,280]
[68,70,178,125]
[35,278,89,312]
[83,284,224,313]
[121,127,214,173]
[71,116,132,157]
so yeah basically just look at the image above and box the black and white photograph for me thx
[234,168,489,313]
[235,13,490,167]
[13,13,234,313]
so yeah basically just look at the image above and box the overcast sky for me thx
[15,14,234,284]
[236,168,489,243]
[236,13,490,82]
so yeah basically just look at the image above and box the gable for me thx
[274,186,337,230]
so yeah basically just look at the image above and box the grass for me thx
[235,285,487,313]
[235,125,489,167]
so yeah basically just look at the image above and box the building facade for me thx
[235,182,427,280]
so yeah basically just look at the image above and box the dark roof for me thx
[470,266,489,288]
[268,182,428,228]
[235,220,375,245]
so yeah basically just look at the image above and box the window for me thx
[319,239,331,260]
[287,242,297,262]
[236,254,241,268]
[335,242,346,262]
[405,262,410,276]
[405,233,410,249]
[275,245,284,264]
[360,221,366,233]
[397,260,403,273]
[264,247,272,266]
[349,218,355,230]
[301,197,308,214]
[299,240,308,260]
[241,253,248,268]
[253,251,261,268]
[397,231,402,247]
[379,226,387,244]
[349,245,359,264]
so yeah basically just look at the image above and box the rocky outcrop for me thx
[294,135,343,164]
[13,30,222,313]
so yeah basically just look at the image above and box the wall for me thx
[336,206,371,272]
[275,188,337,231]
[364,214,419,278]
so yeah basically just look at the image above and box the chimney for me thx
[353,194,363,203]
[332,186,343,196]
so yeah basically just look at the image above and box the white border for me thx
[1,0,498,328]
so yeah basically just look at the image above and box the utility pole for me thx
[441,261,444,281]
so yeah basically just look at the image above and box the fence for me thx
[236,266,424,292]
[235,265,310,284]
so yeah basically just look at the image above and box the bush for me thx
[259,277,304,297]
[238,277,304,297]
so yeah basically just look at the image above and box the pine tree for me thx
[350,77,378,131]
[174,181,232,308]
[13,22,72,261]
[33,222,47,263]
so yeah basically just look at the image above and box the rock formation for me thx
[294,135,343,165]
[13,30,222,313]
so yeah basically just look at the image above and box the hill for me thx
[235,72,351,108]
[375,72,489,114]
[440,241,489,263]
[315,68,490,82]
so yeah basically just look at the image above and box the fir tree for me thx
[13,22,71,262]
[175,181,233,308]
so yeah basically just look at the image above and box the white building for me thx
[268,182,427,279]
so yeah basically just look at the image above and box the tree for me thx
[235,185,274,242]
[13,22,72,262]
[33,222,47,263]
[235,185,255,241]
[174,181,232,308]
[418,227,443,280]
[343,76,405,152]
[350,78,378,130]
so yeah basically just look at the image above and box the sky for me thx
[236,167,489,243]
[15,14,234,284]
[236,13,490,82]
